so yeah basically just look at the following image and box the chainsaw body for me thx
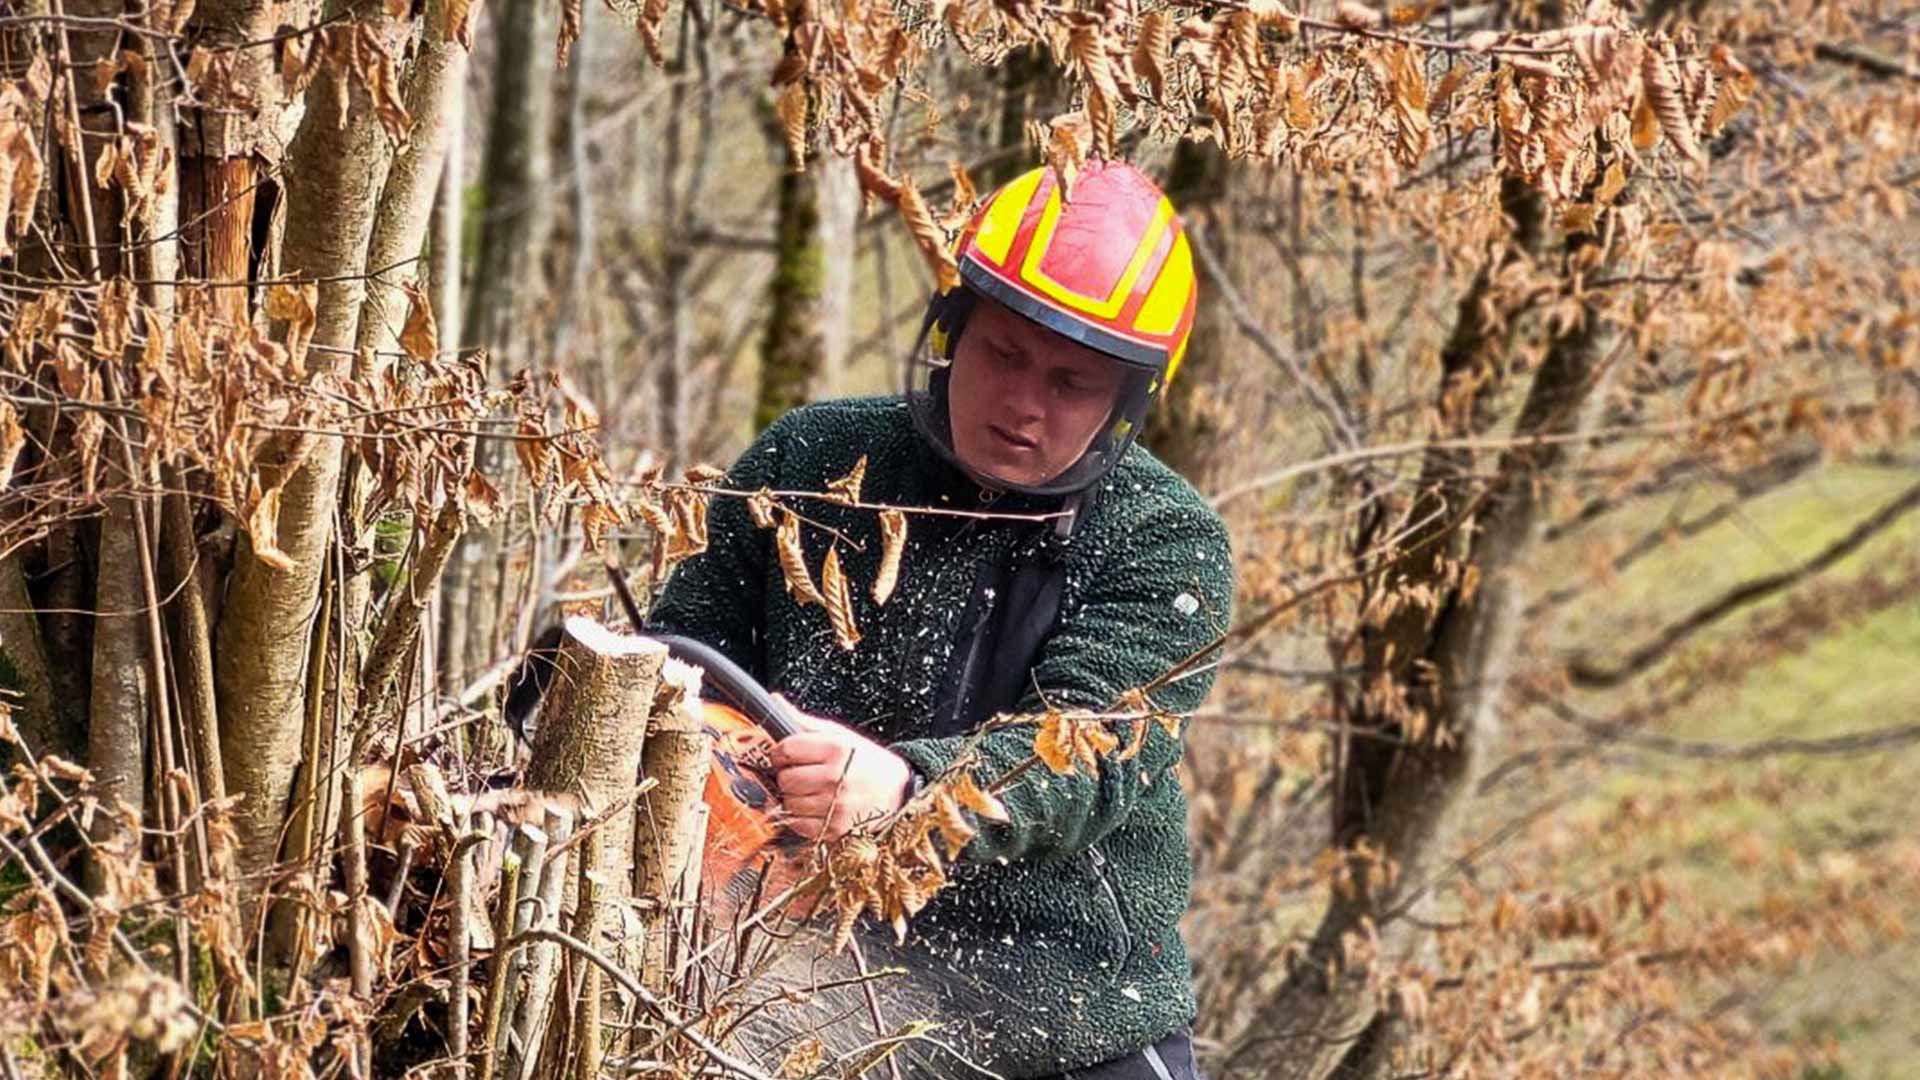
[694,701,814,911]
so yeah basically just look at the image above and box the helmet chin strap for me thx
[1054,492,1083,541]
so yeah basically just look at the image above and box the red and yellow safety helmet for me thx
[909,161,1199,497]
[951,162,1197,385]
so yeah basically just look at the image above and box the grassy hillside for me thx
[1545,462,1920,1077]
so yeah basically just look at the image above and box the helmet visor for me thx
[906,288,1159,498]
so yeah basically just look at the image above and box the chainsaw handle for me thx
[650,632,800,743]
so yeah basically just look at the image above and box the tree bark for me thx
[0,551,67,759]
[86,492,149,863]
[630,660,709,985]
[1142,139,1231,483]
[449,0,553,692]
[755,127,826,431]
[1222,192,1598,1080]
[215,4,408,878]
[816,154,858,399]
[523,617,665,900]
[354,0,469,362]
[179,0,281,327]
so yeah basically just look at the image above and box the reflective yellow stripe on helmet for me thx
[970,167,1045,267]
[1020,192,1174,321]
[1132,230,1194,337]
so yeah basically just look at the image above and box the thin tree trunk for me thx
[0,553,66,759]
[86,493,150,869]
[553,5,595,364]
[162,489,225,824]
[452,0,553,690]
[816,154,857,399]
[308,0,472,855]
[215,4,408,878]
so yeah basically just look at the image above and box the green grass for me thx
[1542,461,1920,1076]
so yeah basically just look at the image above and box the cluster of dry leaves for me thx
[607,0,1752,294]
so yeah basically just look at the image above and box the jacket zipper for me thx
[1088,844,1133,972]
[941,498,1001,734]
[944,581,995,732]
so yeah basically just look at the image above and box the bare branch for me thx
[1569,478,1920,688]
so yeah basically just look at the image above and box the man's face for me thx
[947,298,1128,490]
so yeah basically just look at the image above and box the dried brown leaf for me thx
[825,455,867,505]
[747,489,778,529]
[462,470,499,526]
[1068,21,1120,159]
[1335,0,1380,28]
[1706,46,1754,135]
[1035,710,1075,775]
[1131,10,1173,102]
[1630,86,1660,150]
[247,484,296,571]
[950,769,1008,823]
[1245,0,1298,35]
[776,510,823,607]
[558,0,582,67]
[853,139,901,211]
[264,281,317,377]
[1044,113,1089,200]
[398,280,437,362]
[872,509,906,606]
[778,1038,826,1079]
[821,544,861,650]
[1642,45,1704,166]
[444,0,477,49]
[945,161,978,230]
[774,81,808,170]
[670,487,709,556]
[0,401,24,491]
[0,91,46,259]
[931,789,976,858]
[896,177,960,293]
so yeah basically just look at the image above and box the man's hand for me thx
[770,709,913,843]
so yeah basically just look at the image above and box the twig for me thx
[1813,40,1920,81]
[508,807,575,1080]
[477,834,531,1080]
[501,928,778,1080]
[652,481,1073,524]
[447,812,491,1060]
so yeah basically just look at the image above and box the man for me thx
[649,160,1233,1080]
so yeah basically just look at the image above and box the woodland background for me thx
[0,0,1916,1076]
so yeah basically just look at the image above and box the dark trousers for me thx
[1044,1030,1205,1080]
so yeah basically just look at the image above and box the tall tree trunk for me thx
[87,492,149,857]
[755,126,825,431]
[447,0,554,694]
[552,9,595,365]
[1222,194,1606,1080]
[215,4,408,879]
[1143,139,1230,483]
[816,155,857,399]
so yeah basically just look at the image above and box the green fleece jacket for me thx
[649,396,1234,1076]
